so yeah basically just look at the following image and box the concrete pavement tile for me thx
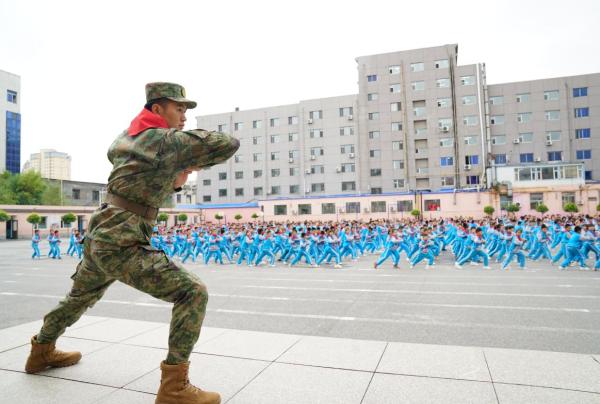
[362,373,497,404]
[95,388,156,403]
[377,342,491,382]
[63,317,164,343]
[122,325,228,350]
[485,347,600,393]
[495,383,600,404]
[0,369,116,404]
[195,329,301,361]
[276,335,386,371]
[41,343,165,387]
[229,362,371,404]
[125,352,270,401]
[0,336,110,372]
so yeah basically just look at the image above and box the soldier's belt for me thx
[105,193,158,221]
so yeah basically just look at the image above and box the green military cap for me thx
[145,82,197,109]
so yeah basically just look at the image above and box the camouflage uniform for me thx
[36,83,240,364]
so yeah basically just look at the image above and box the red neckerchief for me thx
[127,108,169,136]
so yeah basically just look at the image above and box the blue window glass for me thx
[440,156,453,166]
[573,87,588,97]
[6,90,17,103]
[5,111,21,173]
[367,75,377,82]
[465,155,479,165]
[494,154,507,164]
[547,151,562,161]
[576,150,592,160]
[575,128,591,139]
[585,171,593,180]
[574,107,589,118]
[466,175,480,185]
[520,153,534,163]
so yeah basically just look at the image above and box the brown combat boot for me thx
[155,361,221,404]
[25,335,82,374]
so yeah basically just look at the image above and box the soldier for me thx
[24,82,239,404]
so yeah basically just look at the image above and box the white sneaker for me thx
[334,264,342,269]
[470,262,479,266]
[425,265,434,269]
[483,266,491,269]
[454,263,462,269]
[579,266,590,271]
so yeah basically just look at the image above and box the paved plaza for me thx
[1,240,600,403]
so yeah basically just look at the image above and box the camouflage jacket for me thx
[87,128,239,246]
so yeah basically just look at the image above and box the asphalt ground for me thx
[1,240,599,354]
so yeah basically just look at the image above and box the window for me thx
[270,134,280,143]
[252,136,262,145]
[441,176,455,187]
[203,179,211,186]
[342,181,356,191]
[253,169,262,178]
[309,110,323,120]
[464,136,478,145]
[573,87,587,97]
[576,128,591,139]
[520,153,534,163]
[7,90,17,103]
[562,192,576,205]
[92,190,100,202]
[339,107,353,117]
[253,153,263,162]
[309,129,324,138]
[575,108,589,118]
[462,95,476,105]
[341,163,355,173]
[367,74,377,82]
[370,150,381,158]
[340,126,354,136]
[576,149,592,160]
[466,176,480,185]
[186,195,192,204]
[254,187,263,196]
[340,144,355,155]
[440,138,453,147]
[289,167,299,176]
[311,183,325,192]
[368,112,379,120]
[271,168,280,177]
[235,171,244,179]
[346,202,360,213]
[219,189,227,197]
[392,141,403,151]
[392,160,404,170]
[495,154,507,165]
[217,124,228,133]
[252,120,262,129]
[310,147,324,156]
[321,203,335,214]
[492,135,506,145]
[274,205,287,215]
[367,93,378,101]
[434,59,449,69]
[218,172,227,180]
[490,115,504,125]
[545,110,560,120]
[72,189,80,200]
[390,102,401,112]
[436,78,450,88]
[393,179,405,188]
[519,132,533,143]
[370,168,382,176]
[235,188,244,196]
[544,90,559,101]
[465,155,479,165]
[310,165,324,174]
[389,84,401,93]
[371,187,382,194]
[368,131,380,139]
[203,195,211,202]
[463,116,478,126]
[289,185,300,194]
[270,117,280,127]
[517,112,532,123]
[530,193,543,210]
[371,201,386,213]
[288,116,298,125]
[234,154,243,163]
[289,150,299,159]
[516,93,530,103]
[425,199,441,211]
[585,171,593,181]
[461,76,475,85]
[288,132,298,141]
[440,156,454,166]
[234,122,244,131]
[270,186,281,195]
[411,81,425,91]
[391,122,402,131]
[270,152,279,161]
[489,96,503,105]
[546,131,561,141]
[438,118,453,128]
[410,62,424,72]
[437,98,451,108]
[548,151,562,161]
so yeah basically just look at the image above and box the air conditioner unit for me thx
[266,191,272,195]
[305,169,311,174]
[513,139,521,144]
[336,167,341,173]
[288,158,294,163]
[348,153,355,159]
[545,140,553,146]
[534,157,541,162]
[308,118,313,124]
[305,189,311,193]
[441,126,450,132]
[464,164,472,170]
[310,155,316,160]
[347,115,353,120]
[576,201,584,206]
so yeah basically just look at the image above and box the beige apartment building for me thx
[22,148,72,180]
[195,44,599,205]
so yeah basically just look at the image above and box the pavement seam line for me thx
[483,350,500,404]
[360,341,389,404]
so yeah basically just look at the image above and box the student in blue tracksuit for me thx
[455,227,490,269]
[254,231,277,267]
[317,230,342,268]
[559,225,588,269]
[551,224,572,264]
[204,231,224,265]
[289,233,316,267]
[410,230,435,269]
[237,231,255,266]
[531,224,552,261]
[66,229,77,256]
[31,230,42,259]
[502,228,526,270]
[373,231,402,269]
[73,230,84,259]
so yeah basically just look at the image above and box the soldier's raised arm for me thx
[169,129,240,172]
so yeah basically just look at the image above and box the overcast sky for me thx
[2,0,599,183]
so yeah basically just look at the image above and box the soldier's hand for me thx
[174,170,192,189]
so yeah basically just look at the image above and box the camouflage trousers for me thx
[37,238,208,364]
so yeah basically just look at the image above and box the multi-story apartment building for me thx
[195,44,599,204]
[1,69,21,174]
[22,148,72,180]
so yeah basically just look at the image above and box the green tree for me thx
[41,182,64,205]
[410,209,420,218]
[13,171,46,205]
[597,204,600,212]
[563,202,578,214]
[0,172,17,204]
[0,209,9,222]
[177,213,188,223]
[535,203,549,217]
[483,205,495,216]
[27,213,42,229]
[506,203,521,218]
[234,214,242,221]
[157,212,169,223]
[61,213,77,227]
[251,213,259,220]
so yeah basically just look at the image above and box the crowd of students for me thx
[30,229,84,260]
